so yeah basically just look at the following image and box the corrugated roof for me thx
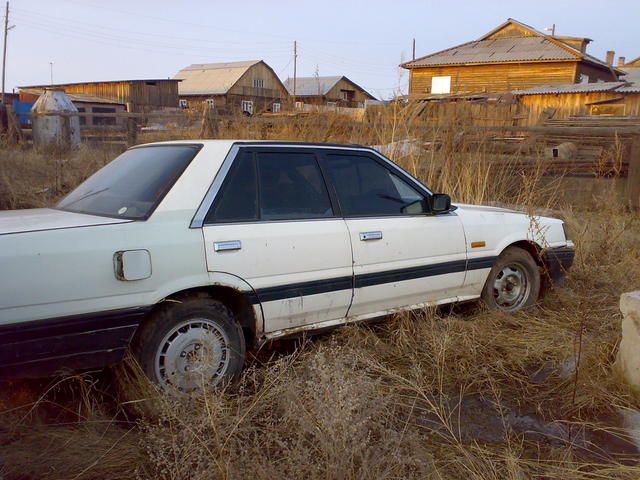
[402,18,621,73]
[283,76,343,96]
[404,36,576,67]
[174,60,261,95]
[513,81,640,95]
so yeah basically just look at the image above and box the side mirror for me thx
[429,193,452,214]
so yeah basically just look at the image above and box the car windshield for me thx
[57,145,200,220]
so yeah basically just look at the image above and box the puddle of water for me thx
[417,394,639,463]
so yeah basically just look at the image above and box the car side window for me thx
[323,153,425,216]
[205,151,258,223]
[257,151,333,221]
[205,150,334,223]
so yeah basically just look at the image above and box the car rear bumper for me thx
[0,306,150,379]
[541,246,575,288]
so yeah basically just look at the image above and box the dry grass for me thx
[1,107,639,479]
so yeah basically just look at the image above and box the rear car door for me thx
[201,147,353,333]
[320,150,467,319]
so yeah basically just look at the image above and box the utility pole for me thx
[1,1,11,106]
[293,40,297,107]
[50,62,53,85]
[412,38,416,61]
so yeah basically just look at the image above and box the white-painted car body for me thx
[0,140,574,378]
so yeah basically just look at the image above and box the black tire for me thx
[481,246,540,312]
[132,295,246,392]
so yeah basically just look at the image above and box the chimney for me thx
[606,50,615,66]
[618,56,626,67]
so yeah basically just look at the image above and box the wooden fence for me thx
[3,105,639,208]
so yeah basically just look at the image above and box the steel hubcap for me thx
[492,263,529,311]
[155,319,230,392]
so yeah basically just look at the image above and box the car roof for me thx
[133,139,368,150]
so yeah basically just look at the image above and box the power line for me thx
[15,18,291,57]
[11,6,292,47]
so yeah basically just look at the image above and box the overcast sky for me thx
[5,0,639,99]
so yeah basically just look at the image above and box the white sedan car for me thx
[0,141,574,390]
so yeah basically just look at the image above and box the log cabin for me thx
[402,18,623,99]
[174,60,288,115]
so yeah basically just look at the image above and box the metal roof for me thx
[283,75,376,100]
[513,81,640,95]
[402,18,621,73]
[283,76,343,96]
[173,60,261,95]
[404,36,576,67]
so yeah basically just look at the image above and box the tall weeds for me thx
[0,107,638,480]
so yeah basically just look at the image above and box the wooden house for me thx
[512,54,640,122]
[402,18,623,99]
[174,60,288,115]
[283,76,376,108]
[17,79,180,112]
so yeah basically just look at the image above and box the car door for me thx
[201,147,353,333]
[320,150,467,319]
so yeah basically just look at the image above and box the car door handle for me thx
[359,231,383,241]
[214,240,242,252]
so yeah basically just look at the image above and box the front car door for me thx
[201,147,353,333]
[319,150,468,319]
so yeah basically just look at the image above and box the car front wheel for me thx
[481,246,540,312]
[132,296,246,393]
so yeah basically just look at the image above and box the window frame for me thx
[202,146,341,225]
[431,75,451,94]
[241,100,253,114]
[191,143,439,229]
[57,143,203,221]
[317,150,433,219]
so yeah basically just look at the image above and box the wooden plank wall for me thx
[409,62,578,95]
[520,92,640,124]
[39,81,180,112]
[326,78,374,104]
[229,62,288,99]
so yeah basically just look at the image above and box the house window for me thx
[241,100,253,115]
[431,76,451,94]
[253,79,264,88]
[179,99,188,109]
[579,74,590,84]
[205,99,215,109]
[272,102,281,113]
[341,90,354,101]
[295,101,304,109]
[92,106,116,126]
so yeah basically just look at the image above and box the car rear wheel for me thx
[133,296,246,393]
[481,246,540,312]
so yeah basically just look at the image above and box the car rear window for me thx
[57,145,201,220]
